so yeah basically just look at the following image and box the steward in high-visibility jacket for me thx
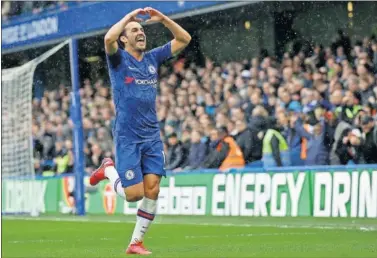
[262,128,291,168]
[201,127,245,171]
[335,105,362,124]
[217,136,245,171]
[335,91,363,124]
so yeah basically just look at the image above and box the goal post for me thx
[1,39,86,216]
[69,39,85,216]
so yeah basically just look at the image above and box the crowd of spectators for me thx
[31,30,377,176]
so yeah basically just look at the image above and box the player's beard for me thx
[136,41,146,51]
[133,38,146,51]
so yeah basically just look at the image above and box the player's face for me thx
[125,22,147,51]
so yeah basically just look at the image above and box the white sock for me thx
[105,166,126,199]
[130,197,157,245]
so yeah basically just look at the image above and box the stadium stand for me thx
[31,32,377,176]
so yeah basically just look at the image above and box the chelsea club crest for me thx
[125,170,135,180]
[148,65,156,74]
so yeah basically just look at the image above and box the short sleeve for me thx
[106,48,123,69]
[148,41,172,65]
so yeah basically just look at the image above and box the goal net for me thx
[1,41,69,216]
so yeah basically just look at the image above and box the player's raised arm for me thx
[144,7,191,55]
[104,8,146,55]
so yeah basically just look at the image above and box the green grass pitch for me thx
[2,215,377,257]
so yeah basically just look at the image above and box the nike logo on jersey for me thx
[124,77,135,84]
[128,66,138,70]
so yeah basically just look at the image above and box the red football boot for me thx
[89,158,114,186]
[125,242,152,255]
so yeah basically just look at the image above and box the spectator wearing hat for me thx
[360,115,377,164]
[329,118,352,165]
[335,128,363,165]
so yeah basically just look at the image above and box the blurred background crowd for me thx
[30,31,377,176]
[3,1,377,176]
[1,1,81,21]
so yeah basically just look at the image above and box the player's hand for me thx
[144,7,166,23]
[127,8,146,23]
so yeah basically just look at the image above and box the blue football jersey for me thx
[106,42,172,143]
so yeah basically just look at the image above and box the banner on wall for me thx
[2,169,376,218]
[1,1,222,51]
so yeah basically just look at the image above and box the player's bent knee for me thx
[144,184,160,199]
[143,174,161,199]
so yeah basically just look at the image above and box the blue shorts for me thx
[114,137,166,188]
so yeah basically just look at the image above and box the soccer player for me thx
[89,7,191,255]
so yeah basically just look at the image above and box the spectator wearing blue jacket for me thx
[292,112,333,165]
[182,130,208,170]
[277,111,304,166]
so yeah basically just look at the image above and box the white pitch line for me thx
[275,224,377,231]
[180,232,317,239]
[3,216,377,232]
[8,239,63,244]
[7,232,316,244]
